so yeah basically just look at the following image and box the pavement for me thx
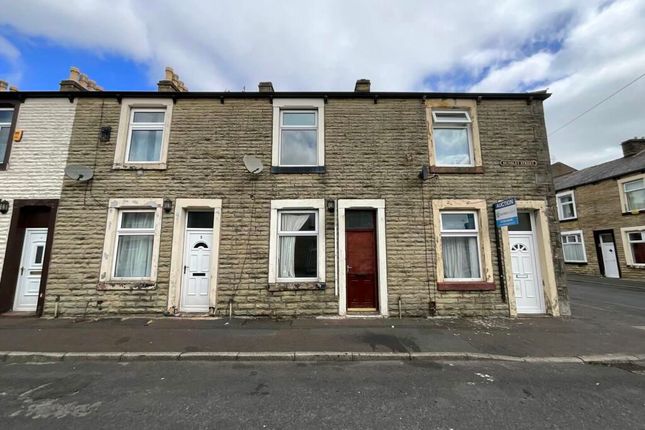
[0,274,644,363]
[2,360,645,429]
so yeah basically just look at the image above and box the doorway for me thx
[0,200,58,316]
[180,211,214,313]
[509,212,546,314]
[594,230,620,278]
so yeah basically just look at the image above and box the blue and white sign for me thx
[494,198,518,227]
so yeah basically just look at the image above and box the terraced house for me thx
[0,69,570,318]
[553,138,645,280]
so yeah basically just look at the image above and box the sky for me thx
[0,0,644,169]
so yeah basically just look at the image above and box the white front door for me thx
[13,228,48,312]
[180,230,212,312]
[510,234,545,314]
[599,233,619,278]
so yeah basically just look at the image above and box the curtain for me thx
[443,236,480,279]
[279,214,311,278]
[563,243,584,262]
[0,126,9,161]
[115,235,154,277]
[128,129,163,162]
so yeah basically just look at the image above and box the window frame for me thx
[556,190,577,221]
[114,99,173,170]
[560,230,587,263]
[124,108,167,164]
[0,102,19,170]
[439,210,483,281]
[621,226,645,268]
[112,209,157,280]
[268,199,326,284]
[99,198,163,288]
[617,173,645,213]
[276,209,319,282]
[271,99,325,171]
[431,109,475,168]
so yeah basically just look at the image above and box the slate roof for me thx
[554,150,645,191]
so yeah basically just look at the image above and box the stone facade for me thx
[0,98,77,282]
[41,93,569,318]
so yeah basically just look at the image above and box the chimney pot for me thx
[258,81,274,93]
[60,67,102,91]
[621,138,645,158]
[0,80,7,91]
[354,79,371,93]
[158,66,188,92]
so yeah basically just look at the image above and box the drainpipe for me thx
[53,295,60,318]
[334,199,338,297]
[494,220,507,303]
[398,296,402,319]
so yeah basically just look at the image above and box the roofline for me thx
[0,90,551,101]
[554,167,645,191]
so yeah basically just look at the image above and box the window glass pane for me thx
[628,232,643,241]
[187,211,214,229]
[128,129,163,162]
[133,111,165,123]
[280,129,317,165]
[278,235,317,278]
[624,179,643,192]
[561,203,575,219]
[599,233,613,243]
[558,195,573,204]
[632,242,645,264]
[345,210,375,229]
[121,212,155,229]
[434,111,469,122]
[0,109,13,123]
[114,235,153,277]
[441,213,476,230]
[508,213,532,232]
[34,246,44,265]
[442,236,480,278]
[563,243,585,262]
[434,128,471,165]
[0,127,8,162]
[625,188,645,211]
[281,213,315,232]
[282,111,316,126]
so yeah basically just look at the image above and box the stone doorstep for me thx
[1,351,645,364]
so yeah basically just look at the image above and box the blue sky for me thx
[1,0,644,168]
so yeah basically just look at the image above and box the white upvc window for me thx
[126,109,166,163]
[561,230,587,263]
[556,190,577,221]
[622,178,644,212]
[268,199,326,283]
[621,227,645,267]
[113,210,156,279]
[0,107,14,164]
[440,211,482,280]
[432,110,474,167]
[272,99,325,168]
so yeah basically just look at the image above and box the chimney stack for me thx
[621,137,645,158]
[258,81,274,93]
[0,80,8,92]
[354,79,371,93]
[157,67,188,92]
[59,67,103,91]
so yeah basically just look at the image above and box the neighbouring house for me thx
[0,69,103,315]
[0,72,570,318]
[553,138,645,280]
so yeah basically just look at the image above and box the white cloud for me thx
[0,0,643,167]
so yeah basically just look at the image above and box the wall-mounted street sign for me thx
[494,198,518,227]
[499,159,538,167]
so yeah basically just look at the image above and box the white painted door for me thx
[13,228,48,312]
[599,233,619,278]
[510,234,545,314]
[180,230,212,312]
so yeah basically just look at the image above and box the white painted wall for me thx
[0,98,77,281]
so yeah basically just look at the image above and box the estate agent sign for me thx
[494,198,519,227]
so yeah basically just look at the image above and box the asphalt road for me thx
[1,360,644,429]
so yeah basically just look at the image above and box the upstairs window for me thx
[440,211,481,280]
[272,99,325,170]
[0,107,15,165]
[561,231,587,263]
[432,110,474,167]
[623,178,644,212]
[126,109,166,162]
[556,191,577,221]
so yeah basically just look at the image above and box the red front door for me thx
[345,210,378,310]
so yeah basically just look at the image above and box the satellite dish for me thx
[65,165,94,182]
[243,155,263,174]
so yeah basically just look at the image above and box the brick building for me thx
[0,73,570,318]
[554,138,645,279]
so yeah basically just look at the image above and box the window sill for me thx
[437,281,495,291]
[98,281,157,291]
[267,282,326,292]
[564,261,588,265]
[626,264,645,269]
[271,166,326,174]
[621,209,645,216]
[113,162,167,171]
[558,217,578,222]
[429,166,484,174]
